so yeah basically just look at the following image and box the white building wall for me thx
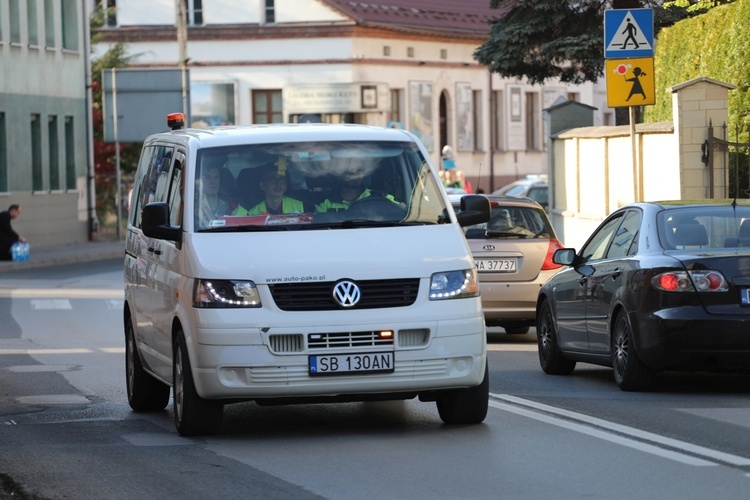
[94,0,613,193]
[117,0,347,26]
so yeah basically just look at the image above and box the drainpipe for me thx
[488,69,495,192]
[83,2,97,240]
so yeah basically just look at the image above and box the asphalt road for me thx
[2,259,750,499]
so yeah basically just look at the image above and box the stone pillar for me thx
[669,77,734,199]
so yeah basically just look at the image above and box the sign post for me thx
[604,8,654,201]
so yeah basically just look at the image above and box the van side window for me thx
[132,145,175,228]
[168,155,184,227]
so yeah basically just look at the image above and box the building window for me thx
[407,47,414,58]
[62,0,78,51]
[383,46,391,57]
[10,0,21,43]
[492,90,504,151]
[440,49,447,60]
[472,90,483,151]
[65,117,76,189]
[252,90,282,124]
[48,116,59,190]
[28,0,39,46]
[525,92,539,151]
[44,0,55,47]
[96,0,117,27]
[185,0,202,25]
[567,92,580,102]
[0,113,7,192]
[265,0,275,24]
[31,115,43,191]
[389,89,402,126]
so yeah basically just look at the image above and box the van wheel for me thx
[173,330,223,436]
[125,315,170,411]
[436,362,489,424]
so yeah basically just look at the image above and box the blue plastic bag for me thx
[11,242,30,262]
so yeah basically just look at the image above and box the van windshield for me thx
[194,140,448,231]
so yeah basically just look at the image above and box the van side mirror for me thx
[456,195,490,227]
[142,202,182,242]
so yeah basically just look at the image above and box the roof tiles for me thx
[322,0,508,35]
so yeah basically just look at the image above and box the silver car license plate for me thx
[475,258,517,272]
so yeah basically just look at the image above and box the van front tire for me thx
[173,330,223,436]
[436,362,489,424]
[126,315,170,411]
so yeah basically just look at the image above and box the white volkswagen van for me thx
[124,114,490,435]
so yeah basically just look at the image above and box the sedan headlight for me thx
[429,269,479,300]
[193,279,262,308]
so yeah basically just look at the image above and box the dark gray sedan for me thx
[536,200,750,390]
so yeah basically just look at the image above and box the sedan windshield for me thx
[194,140,447,231]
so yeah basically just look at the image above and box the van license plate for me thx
[475,258,517,272]
[309,352,394,376]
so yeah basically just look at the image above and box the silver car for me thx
[452,194,563,333]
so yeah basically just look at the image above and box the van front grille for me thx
[308,331,395,349]
[269,279,420,311]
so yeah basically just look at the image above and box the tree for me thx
[90,5,142,227]
[474,0,732,86]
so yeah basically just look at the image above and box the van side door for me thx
[149,151,185,381]
[127,145,176,377]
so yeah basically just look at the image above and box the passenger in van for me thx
[233,165,305,215]
[315,165,399,213]
[198,163,233,224]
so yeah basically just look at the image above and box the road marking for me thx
[0,348,125,355]
[487,344,537,352]
[30,299,72,310]
[0,288,123,299]
[490,393,750,467]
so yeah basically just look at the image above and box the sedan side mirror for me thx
[553,248,577,266]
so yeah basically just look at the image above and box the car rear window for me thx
[460,204,554,239]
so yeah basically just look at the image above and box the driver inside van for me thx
[234,164,305,215]
[315,164,400,213]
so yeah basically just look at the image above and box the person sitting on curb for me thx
[0,204,26,261]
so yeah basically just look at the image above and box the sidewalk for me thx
[0,238,125,273]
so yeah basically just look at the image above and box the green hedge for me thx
[644,0,750,143]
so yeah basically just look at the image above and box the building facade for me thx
[92,0,615,193]
[0,0,94,248]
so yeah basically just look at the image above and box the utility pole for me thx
[176,0,188,116]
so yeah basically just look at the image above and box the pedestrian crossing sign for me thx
[604,8,654,59]
[605,58,655,108]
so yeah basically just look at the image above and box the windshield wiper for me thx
[341,219,411,228]
[485,230,528,238]
[198,225,289,232]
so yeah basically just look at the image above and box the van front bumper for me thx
[189,316,486,400]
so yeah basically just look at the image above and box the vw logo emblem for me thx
[333,280,361,307]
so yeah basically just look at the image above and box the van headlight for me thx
[429,269,479,300]
[193,279,262,308]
